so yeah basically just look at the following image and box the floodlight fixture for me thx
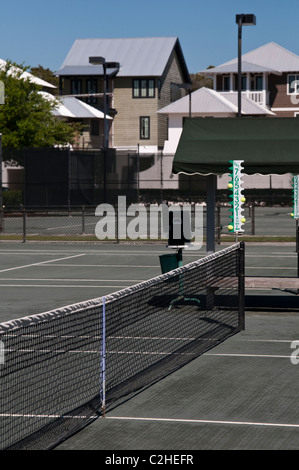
[236,14,256,26]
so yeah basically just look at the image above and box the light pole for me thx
[236,14,256,117]
[89,57,119,202]
[89,57,120,148]
[171,82,192,118]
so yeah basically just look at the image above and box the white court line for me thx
[241,339,296,343]
[36,264,297,269]
[246,267,296,270]
[0,412,95,419]
[106,416,299,429]
[246,255,296,258]
[204,353,291,358]
[0,254,85,274]
[0,278,143,282]
[0,284,128,288]
[39,264,159,268]
[2,414,299,429]
[0,250,171,255]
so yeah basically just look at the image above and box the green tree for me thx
[30,65,59,91]
[190,66,215,91]
[0,61,80,163]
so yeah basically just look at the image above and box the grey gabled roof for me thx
[200,42,299,75]
[202,60,277,75]
[57,37,191,82]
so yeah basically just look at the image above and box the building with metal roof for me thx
[199,42,299,117]
[200,42,299,75]
[158,87,274,155]
[157,87,290,190]
[57,37,190,80]
[57,37,191,150]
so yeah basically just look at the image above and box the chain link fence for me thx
[0,204,263,243]
[3,147,293,208]
[1,147,295,243]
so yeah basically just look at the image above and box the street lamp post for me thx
[236,14,256,117]
[171,82,192,118]
[89,56,120,148]
[89,57,119,202]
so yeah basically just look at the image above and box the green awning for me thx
[172,117,299,175]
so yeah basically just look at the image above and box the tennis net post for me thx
[238,241,245,331]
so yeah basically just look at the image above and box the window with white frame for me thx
[288,74,299,94]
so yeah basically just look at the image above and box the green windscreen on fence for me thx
[173,117,299,175]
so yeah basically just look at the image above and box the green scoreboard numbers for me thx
[227,160,246,233]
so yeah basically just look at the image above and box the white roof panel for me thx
[40,92,111,119]
[201,60,277,75]
[158,87,274,116]
[60,97,112,119]
[221,92,275,115]
[0,59,56,88]
[200,42,299,75]
[158,88,236,114]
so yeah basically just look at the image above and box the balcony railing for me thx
[245,90,270,107]
[222,90,270,108]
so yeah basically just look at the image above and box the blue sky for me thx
[1,0,299,74]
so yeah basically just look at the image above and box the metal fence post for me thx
[217,205,221,245]
[238,241,245,330]
[251,203,255,235]
[22,208,27,243]
[160,152,163,204]
[82,206,85,235]
[115,204,119,244]
[0,208,3,234]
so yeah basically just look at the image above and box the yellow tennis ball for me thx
[241,197,246,203]
[227,183,233,189]
[228,225,234,231]
[241,217,246,223]
[291,213,294,218]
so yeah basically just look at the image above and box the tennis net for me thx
[0,242,245,450]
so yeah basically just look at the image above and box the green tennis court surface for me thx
[1,241,299,450]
